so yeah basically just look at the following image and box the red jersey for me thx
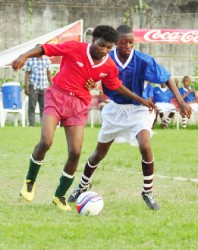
[42,41,122,105]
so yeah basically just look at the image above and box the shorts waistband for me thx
[111,100,137,108]
[51,84,75,96]
[110,101,148,110]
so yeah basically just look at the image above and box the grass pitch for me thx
[0,126,197,250]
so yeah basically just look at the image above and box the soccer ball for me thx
[76,191,104,216]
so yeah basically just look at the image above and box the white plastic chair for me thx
[0,82,26,127]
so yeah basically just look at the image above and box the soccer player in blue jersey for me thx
[68,25,191,210]
[153,83,176,128]
[179,76,198,128]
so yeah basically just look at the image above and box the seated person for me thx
[142,81,154,101]
[98,83,110,110]
[153,83,176,128]
[179,76,198,128]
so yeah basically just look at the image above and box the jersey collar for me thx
[159,86,168,92]
[113,48,134,69]
[183,87,191,91]
[87,44,109,68]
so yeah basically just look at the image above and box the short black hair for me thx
[116,25,133,35]
[92,25,118,43]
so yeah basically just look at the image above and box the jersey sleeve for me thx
[42,41,78,57]
[145,57,171,84]
[102,61,122,90]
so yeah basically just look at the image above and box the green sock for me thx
[26,155,43,182]
[55,173,75,197]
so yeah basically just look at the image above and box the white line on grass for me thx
[155,174,198,183]
[113,168,198,183]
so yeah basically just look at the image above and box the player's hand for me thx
[140,99,158,112]
[25,87,30,96]
[85,78,97,91]
[12,55,26,71]
[179,102,192,119]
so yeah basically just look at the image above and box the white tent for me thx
[0,19,83,67]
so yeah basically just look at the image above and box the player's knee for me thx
[38,139,53,152]
[95,151,107,162]
[140,141,151,154]
[68,150,81,162]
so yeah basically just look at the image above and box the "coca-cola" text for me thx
[143,29,198,43]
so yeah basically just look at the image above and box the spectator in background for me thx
[179,76,198,128]
[98,83,110,110]
[25,44,52,126]
[153,83,176,128]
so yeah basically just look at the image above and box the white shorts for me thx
[155,102,176,112]
[190,103,198,111]
[98,101,156,146]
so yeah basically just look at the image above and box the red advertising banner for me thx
[134,29,198,44]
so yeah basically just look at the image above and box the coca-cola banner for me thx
[134,29,198,44]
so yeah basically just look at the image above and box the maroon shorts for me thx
[44,85,89,127]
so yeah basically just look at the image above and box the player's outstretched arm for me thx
[115,85,157,111]
[12,46,44,71]
[166,78,192,119]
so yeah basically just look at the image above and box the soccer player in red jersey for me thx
[12,25,156,211]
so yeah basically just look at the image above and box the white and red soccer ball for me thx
[76,191,104,216]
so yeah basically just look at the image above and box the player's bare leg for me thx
[68,140,114,202]
[53,126,84,211]
[20,115,58,202]
[137,129,159,210]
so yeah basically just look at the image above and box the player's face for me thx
[183,77,190,88]
[116,33,134,57]
[90,38,114,61]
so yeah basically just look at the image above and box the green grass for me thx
[0,126,198,250]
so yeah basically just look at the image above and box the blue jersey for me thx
[102,48,171,105]
[179,87,196,102]
[153,86,173,103]
[142,83,154,100]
